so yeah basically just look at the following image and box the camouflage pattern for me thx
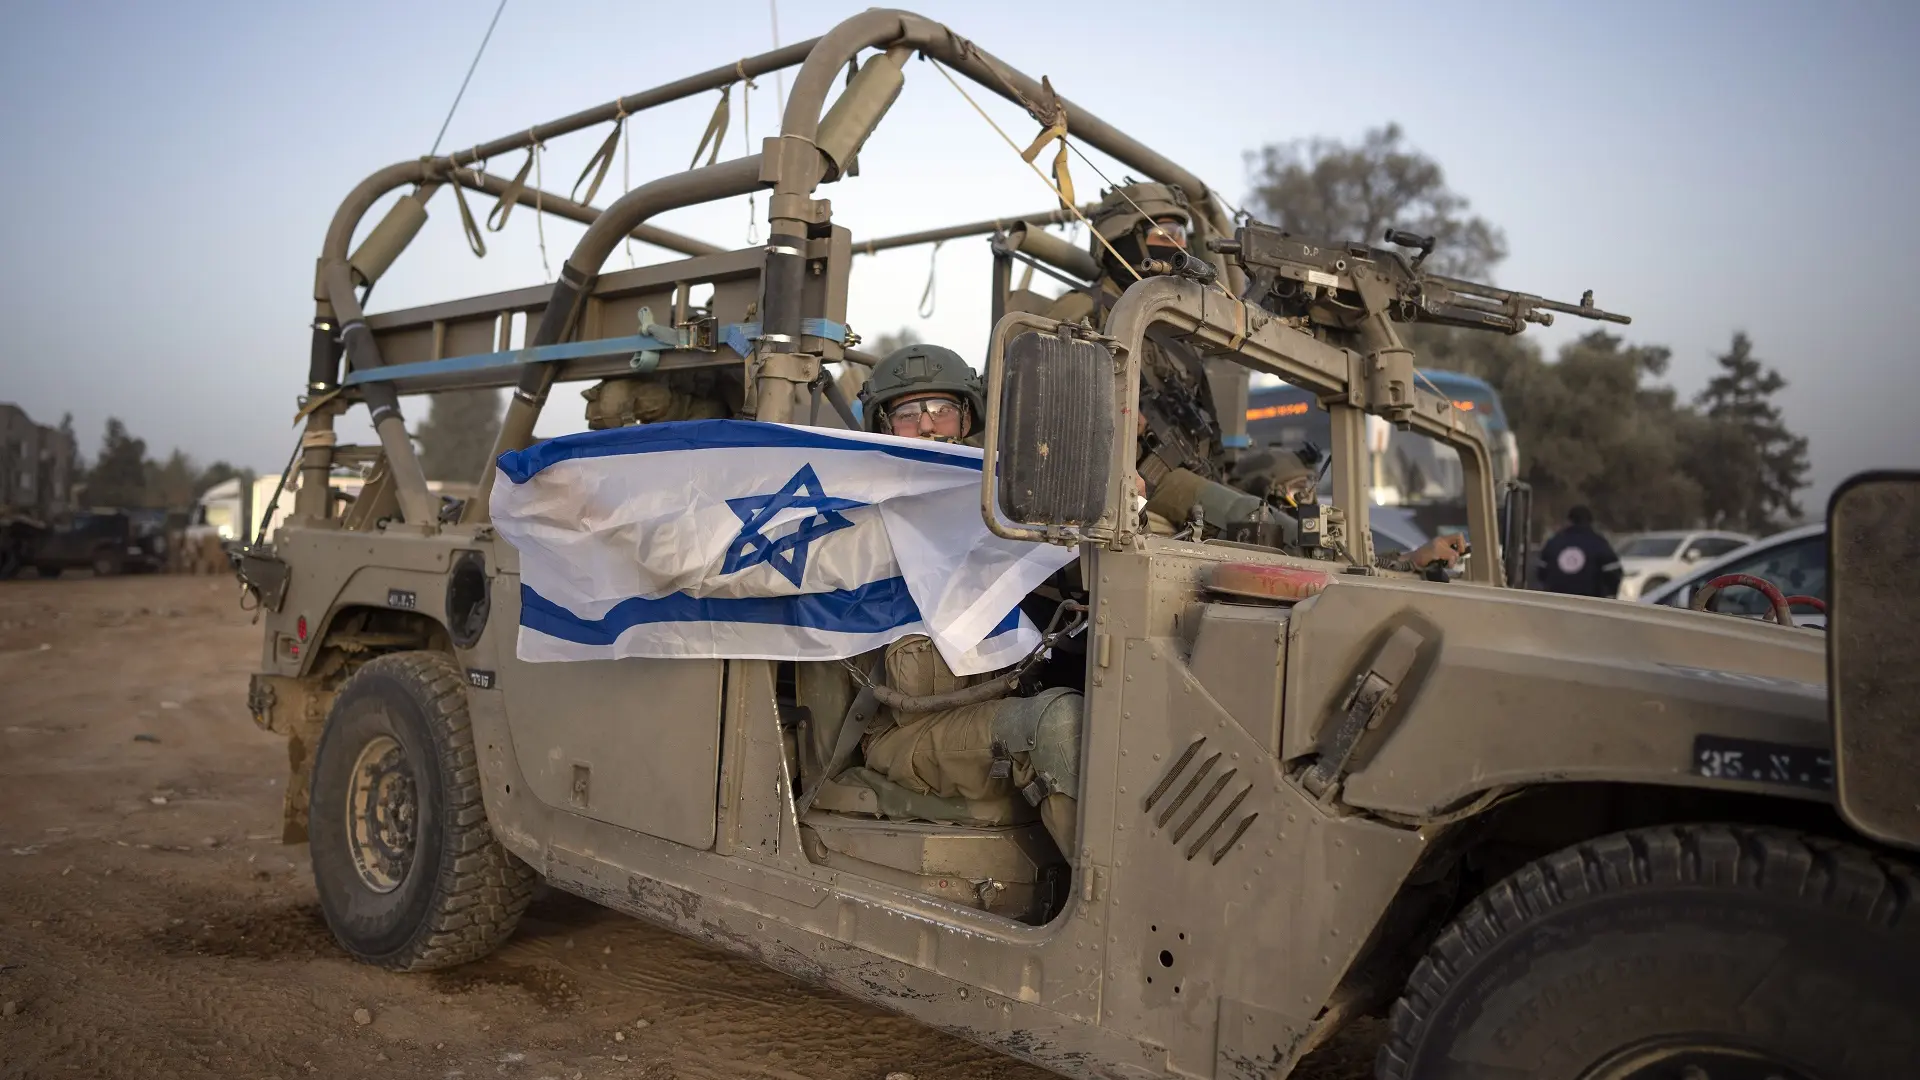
[581,373,735,430]
[860,634,1082,854]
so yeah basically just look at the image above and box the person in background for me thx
[1537,505,1624,597]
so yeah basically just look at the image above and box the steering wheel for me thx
[1689,573,1795,625]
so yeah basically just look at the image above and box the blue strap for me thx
[343,319,853,387]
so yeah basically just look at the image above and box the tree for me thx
[145,448,199,510]
[1689,332,1809,532]
[87,418,148,509]
[1245,123,1507,279]
[865,327,921,358]
[1510,332,1706,533]
[414,390,505,482]
[1242,125,1819,537]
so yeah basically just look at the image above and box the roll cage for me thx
[292,7,1497,578]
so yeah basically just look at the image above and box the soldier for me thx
[854,345,1085,856]
[1048,183,1223,493]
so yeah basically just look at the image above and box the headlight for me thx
[217,525,233,540]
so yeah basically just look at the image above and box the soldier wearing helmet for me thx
[855,342,987,446]
[852,344,1085,857]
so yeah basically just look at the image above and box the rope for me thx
[738,61,761,244]
[919,240,942,318]
[429,0,509,157]
[620,105,635,268]
[531,132,550,282]
[927,58,1139,282]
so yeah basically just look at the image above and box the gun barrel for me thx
[1428,274,1631,325]
[1535,295,1632,325]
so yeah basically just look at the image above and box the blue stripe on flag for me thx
[521,579,1028,649]
[497,419,983,485]
[521,578,924,646]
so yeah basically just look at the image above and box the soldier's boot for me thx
[991,688,1085,857]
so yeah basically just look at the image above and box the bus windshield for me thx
[1244,370,1517,539]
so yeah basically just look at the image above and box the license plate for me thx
[1692,734,1833,791]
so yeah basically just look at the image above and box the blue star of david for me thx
[722,464,866,587]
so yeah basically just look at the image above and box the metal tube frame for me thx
[301,9,1248,529]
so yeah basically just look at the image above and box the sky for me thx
[2,0,1916,516]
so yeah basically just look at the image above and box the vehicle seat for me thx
[795,659,1038,829]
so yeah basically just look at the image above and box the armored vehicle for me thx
[240,12,1918,1078]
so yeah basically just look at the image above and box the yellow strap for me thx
[294,391,343,425]
[571,115,623,206]
[690,86,732,170]
[1050,138,1076,212]
[486,148,535,232]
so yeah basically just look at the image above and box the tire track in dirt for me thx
[0,576,1382,1080]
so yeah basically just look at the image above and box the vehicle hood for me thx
[1283,577,1828,816]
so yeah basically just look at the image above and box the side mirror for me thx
[983,319,1118,542]
[1682,547,1703,563]
[1499,481,1532,589]
[1829,470,1920,851]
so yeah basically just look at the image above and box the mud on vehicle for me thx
[238,11,1919,1078]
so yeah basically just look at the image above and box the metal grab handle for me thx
[1690,573,1794,625]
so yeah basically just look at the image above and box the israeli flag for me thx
[490,420,1080,676]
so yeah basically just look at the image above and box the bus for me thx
[1243,369,1519,540]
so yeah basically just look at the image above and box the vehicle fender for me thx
[1282,578,1830,818]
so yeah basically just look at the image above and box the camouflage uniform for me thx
[851,345,1085,855]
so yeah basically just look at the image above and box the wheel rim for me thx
[345,735,417,894]
[1580,1037,1823,1080]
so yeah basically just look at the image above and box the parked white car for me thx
[1612,529,1753,600]
[1638,523,1827,628]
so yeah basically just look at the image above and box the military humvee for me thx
[241,11,1919,1078]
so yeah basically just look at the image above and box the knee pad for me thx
[990,688,1083,805]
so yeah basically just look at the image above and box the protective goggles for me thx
[1143,218,1187,248]
[885,398,966,426]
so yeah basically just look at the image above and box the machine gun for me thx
[1207,222,1631,336]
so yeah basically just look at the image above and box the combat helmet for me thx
[1088,182,1191,273]
[857,343,987,437]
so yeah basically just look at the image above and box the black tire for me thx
[1378,824,1920,1080]
[308,651,536,971]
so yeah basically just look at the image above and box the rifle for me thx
[1206,223,1630,335]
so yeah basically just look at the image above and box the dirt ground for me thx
[0,574,1380,1080]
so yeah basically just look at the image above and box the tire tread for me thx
[319,651,535,972]
[1376,823,1916,1079]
